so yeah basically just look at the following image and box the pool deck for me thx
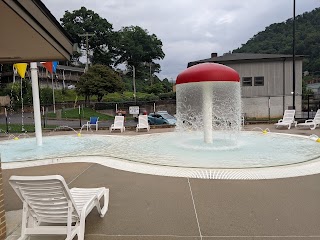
[4,124,320,239]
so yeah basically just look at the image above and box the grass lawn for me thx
[47,107,114,121]
[0,124,58,133]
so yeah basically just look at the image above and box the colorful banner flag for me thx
[52,61,58,73]
[13,63,28,78]
[41,62,53,74]
[41,61,58,74]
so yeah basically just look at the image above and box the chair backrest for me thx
[9,175,80,223]
[313,109,320,124]
[282,110,295,123]
[90,116,99,124]
[114,116,124,127]
[138,115,149,127]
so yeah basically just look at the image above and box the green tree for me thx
[60,7,116,66]
[143,82,165,95]
[233,8,320,73]
[76,64,124,103]
[114,26,165,70]
[4,80,33,108]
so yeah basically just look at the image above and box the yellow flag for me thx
[13,63,28,78]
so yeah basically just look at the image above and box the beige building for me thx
[188,53,303,118]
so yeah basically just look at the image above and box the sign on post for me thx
[129,106,139,115]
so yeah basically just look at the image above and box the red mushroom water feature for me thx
[176,63,241,143]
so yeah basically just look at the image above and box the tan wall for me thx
[0,96,10,107]
[0,162,6,239]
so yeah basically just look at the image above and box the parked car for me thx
[148,111,177,125]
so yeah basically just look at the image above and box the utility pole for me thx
[78,32,94,72]
[132,65,136,103]
[149,62,152,85]
[292,0,296,109]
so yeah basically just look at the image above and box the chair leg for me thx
[100,189,109,217]
[78,213,87,240]
[77,225,85,240]
[19,202,29,240]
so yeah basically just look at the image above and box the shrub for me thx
[159,92,176,100]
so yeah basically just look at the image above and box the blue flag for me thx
[52,61,58,73]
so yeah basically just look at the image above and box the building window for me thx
[242,77,252,86]
[254,76,264,86]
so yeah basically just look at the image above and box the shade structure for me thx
[176,62,240,84]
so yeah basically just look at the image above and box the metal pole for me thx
[86,34,89,71]
[42,106,45,128]
[30,62,43,146]
[268,97,271,123]
[79,105,82,128]
[5,108,8,133]
[13,65,16,83]
[307,94,310,119]
[51,73,56,114]
[20,77,24,132]
[292,0,296,109]
[150,63,152,85]
[133,65,136,103]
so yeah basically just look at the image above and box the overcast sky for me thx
[43,0,319,81]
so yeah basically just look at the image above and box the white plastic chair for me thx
[86,116,99,131]
[110,116,125,132]
[136,115,150,132]
[9,175,109,240]
[297,109,320,130]
[274,110,297,129]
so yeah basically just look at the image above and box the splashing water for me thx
[176,81,241,143]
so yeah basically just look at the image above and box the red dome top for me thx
[176,62,240,84]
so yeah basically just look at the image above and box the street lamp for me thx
[292,0,296,109]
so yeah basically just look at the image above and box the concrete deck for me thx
[4,124,320,239]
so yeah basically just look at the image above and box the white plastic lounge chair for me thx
[297,109,320,130]
[274,110,297,129]
[86,116,99,131]
[241,113,246,126]
[9,175,109,240]
[136,115,150,132]
[110,116,125,132]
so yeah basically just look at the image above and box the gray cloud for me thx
[43,0,319,80]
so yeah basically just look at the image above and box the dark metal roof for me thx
[188,53,304,67]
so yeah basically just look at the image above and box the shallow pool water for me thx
[0,132,319,168]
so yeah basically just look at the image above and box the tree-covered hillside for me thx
[233,8,320,72]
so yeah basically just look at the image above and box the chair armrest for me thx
[278,119,283,123]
